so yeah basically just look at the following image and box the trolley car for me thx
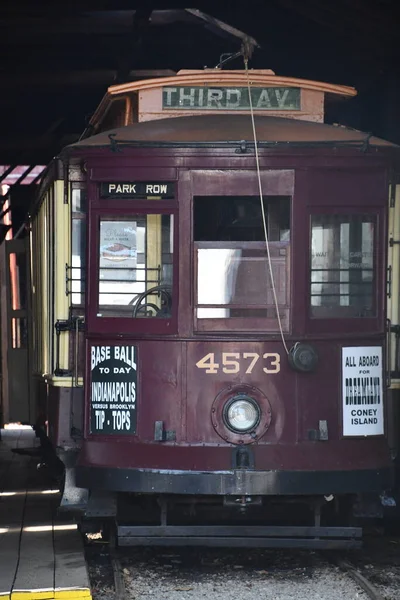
[30,67,400,547]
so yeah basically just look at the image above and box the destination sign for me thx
[100,182,175,199]
[162,86,301,111]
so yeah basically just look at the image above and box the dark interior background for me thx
[1,1,399,229]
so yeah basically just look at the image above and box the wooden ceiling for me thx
[0,1,399,167]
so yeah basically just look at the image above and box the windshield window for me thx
[194,196,290,330]
[98,214,173,318]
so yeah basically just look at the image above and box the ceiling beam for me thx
[115,6,153,83]
[0,9,259,48]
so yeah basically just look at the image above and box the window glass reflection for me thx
[197,246,288,320]
[71,188,86,306]
[98,215,173,318]
[194,195,290,329]
[310,214,375,318]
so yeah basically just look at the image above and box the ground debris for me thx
[174,586,194,591]
[116,546,371,600]
[86,536,400,600]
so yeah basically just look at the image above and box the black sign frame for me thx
[90,344,138,435]
[100,182,175,199]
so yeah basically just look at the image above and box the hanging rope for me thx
[244,57,289,355]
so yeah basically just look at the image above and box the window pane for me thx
[197,246,288,319]
[72,188,86,214]
[71,188,86,305]
[194,195,290,329]
[310,214,375,318]
[194,196,290,242]
[98,215,173,318]
[71,219,86,305]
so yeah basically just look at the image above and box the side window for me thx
[71,187,87,306]
[98,214,173,318]
[310,214,375,318]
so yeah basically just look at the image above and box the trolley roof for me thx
[67,114,398,150]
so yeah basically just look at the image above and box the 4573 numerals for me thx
[195,352,281,375]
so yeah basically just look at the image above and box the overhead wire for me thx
[244,56,289,355]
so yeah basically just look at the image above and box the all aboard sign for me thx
[342,346,384,437]
[162,86,301,111]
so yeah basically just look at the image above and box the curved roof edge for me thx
[107,69,357,99]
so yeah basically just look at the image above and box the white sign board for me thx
[342,346,384,436]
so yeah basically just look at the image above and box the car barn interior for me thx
[1,4,400,600]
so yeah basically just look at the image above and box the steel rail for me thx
[109,529,127,600]
[330,556,385,600]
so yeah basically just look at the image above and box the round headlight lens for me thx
[224,396,260,433]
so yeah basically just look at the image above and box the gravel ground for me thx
[87,536,400,600]
[118,547,368,600]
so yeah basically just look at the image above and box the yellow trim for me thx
[391,186,400,328]
[32,179,77,379]
[35,187,56,376]
[10,590,91,600]
[388,185,400,377]
[388,194,393,318]
[54,590,92,599]
[41,194,49,375]
[388,186,394,370]
[54,180,70,371]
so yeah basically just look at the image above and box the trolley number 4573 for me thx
[195,352,281,374]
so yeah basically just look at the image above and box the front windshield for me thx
[194,195,291,330]
[97,214,173,318]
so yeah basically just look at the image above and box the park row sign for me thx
[162,86,301,111]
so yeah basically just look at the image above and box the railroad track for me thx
[330,557,385,600]
[109,531,127,600]
[85,530,127,600]
[90,544,399,600]
[86,534,400,600]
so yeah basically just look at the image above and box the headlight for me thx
[223,395,260,433]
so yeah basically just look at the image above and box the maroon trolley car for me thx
[31,69,400,547]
